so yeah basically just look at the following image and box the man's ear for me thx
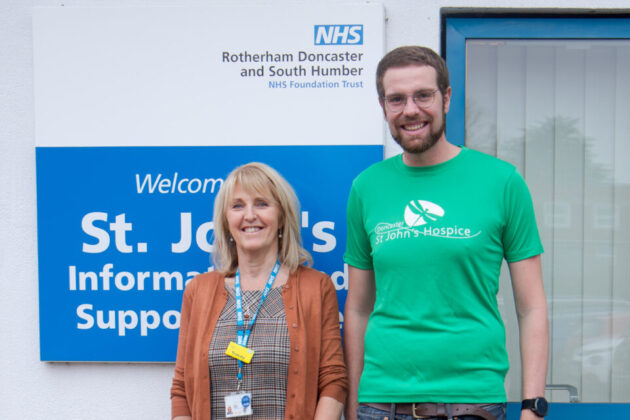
[378,97,387,118]
[443,86,452,114]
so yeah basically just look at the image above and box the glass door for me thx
[444,14,630,418]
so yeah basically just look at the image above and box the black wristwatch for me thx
[521,397,549,417]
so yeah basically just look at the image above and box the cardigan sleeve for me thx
[170,280,194,418]
[316,274,349,403]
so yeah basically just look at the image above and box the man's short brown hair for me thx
[376,46,450,98]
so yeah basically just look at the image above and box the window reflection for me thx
[466,39,630,403]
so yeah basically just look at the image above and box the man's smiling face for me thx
[380,65,451,156]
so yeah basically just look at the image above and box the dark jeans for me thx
[356,403,507,420]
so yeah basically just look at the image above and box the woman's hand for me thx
[314,395,344,420]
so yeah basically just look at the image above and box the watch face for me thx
[534,398,549,416]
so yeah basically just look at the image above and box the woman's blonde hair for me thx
[212,162,312,276]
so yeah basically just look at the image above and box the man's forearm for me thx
[519,311,549,420]
[344,266,375,420]
[509,255,549,420]
[519,304,549,399]
[343,307,369,420]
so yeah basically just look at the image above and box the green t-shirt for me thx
[344,147,543,403]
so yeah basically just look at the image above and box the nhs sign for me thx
[314,25,363,45]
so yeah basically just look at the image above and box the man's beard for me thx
[393,114,445,155]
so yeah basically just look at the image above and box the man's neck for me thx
[402,137,460,167]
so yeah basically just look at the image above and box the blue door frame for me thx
[507,402,630,418]
[442,13,630,419]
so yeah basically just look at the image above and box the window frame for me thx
[441,9,630,146]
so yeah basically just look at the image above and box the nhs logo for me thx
[314,25,363,45]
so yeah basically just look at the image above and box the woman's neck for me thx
[236,248,281,290]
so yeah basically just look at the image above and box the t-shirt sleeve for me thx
[502,169,544,262]
[343,180,373,270]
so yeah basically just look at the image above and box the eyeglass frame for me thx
[381,89,440,113]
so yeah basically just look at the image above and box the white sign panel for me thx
[34,4,384,361]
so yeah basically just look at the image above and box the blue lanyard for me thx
[234,260,280,383]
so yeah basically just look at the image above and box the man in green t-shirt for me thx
[343,46,549,420]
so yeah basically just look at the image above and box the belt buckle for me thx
[412,403,429,419]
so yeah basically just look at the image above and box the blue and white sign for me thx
[314,25,364,45]
[33,4,384,361]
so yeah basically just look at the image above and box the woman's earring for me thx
[278,231,283,238]
[229,236,234,242]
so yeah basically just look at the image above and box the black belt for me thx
[364,402,497,420]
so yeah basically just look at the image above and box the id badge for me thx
[226,341,255,364]
[225,392,253,417]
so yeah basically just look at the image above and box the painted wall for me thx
[1,0,627,418]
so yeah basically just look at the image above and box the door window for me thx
[444,13,630,406]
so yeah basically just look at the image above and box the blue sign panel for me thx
[36,145,381,361]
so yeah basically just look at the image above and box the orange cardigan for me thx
[171,266,348,419]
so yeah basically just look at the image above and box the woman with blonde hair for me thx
[171,162,347,420]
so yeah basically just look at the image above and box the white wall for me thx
[1,0,627,418]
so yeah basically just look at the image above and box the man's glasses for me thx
[382,89,439,113]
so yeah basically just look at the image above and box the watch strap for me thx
[521,399,536,410]
[521,397,548,417]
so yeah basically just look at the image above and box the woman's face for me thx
[225,184,282,257]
